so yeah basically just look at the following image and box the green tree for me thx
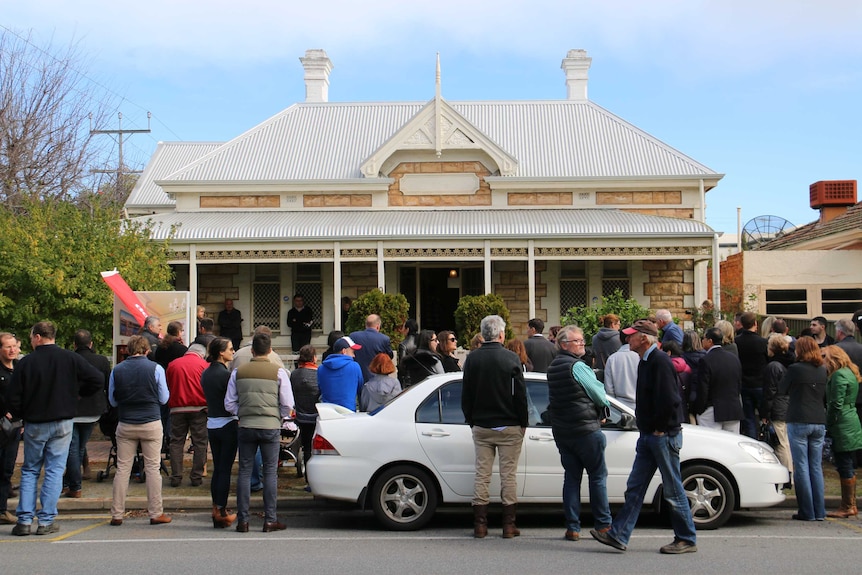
[560,289,650,345]
[0,198,174,351]
[344,289,410,350]
[453,293,514,347]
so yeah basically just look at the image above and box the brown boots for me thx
[827,477,858,518]
[212,504,238,528]
[501,504,520,538]
[472,504,488,538]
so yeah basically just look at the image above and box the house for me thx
[125,49,723,350]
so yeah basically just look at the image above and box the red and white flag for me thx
[100,270,149,326]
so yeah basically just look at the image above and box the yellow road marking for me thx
[0,519,110,543]
[48,519,110,541]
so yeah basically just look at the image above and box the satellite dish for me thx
[742,215,795,249]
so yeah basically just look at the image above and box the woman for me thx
[762,333,795,486]
[361,353,402,412]
[663,340,692,419]
[779,336,827,521]
[290,345,319,473]
[823,345,862,518]
[681,329,706,411]
[153,321,187,370]
[469,333,484,351]
[108,335,171,526]
[200,337,238,528]
[506,338,533,372]
[437,330,461,372]
[592,314,622,370]
[548,326,562,344]
[399,330,444,387]
[398,319,419,360]
[715,320,738,357]
[321,330,343,362]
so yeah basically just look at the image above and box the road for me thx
[2,505,860,574]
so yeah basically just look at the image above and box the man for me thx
[218,299,244,351]
[141,316,162,356]
[194,317,216,348]
[693,327,744,433]
[317,336,364,410]
[835,319,862,369]
[772,318,796,353]
[63,330,110,498]
[349,314,393,382]
[0,333,20,525]
[591,319,697,554]
[603,332,640,411]
[340,296,352,333]
[547,325,612,541]
[165,345,209,487]
[6,322,103,536]
[523,318,557,373]
[735,311,768,438]
[232,325,285,370]
[655,309,683,346]
[461,315,527,539]
[286,294,313,353]
[225,332,295,533]
[809,316,835,348]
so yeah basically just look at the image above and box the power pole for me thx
[90,111,152,192]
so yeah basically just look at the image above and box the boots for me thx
[212,505,237,528]
[827,477,858,518]
[82,453,91,481]
[472,504,488,538]
[501,504,520,538]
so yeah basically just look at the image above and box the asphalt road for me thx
[2,505,860,574]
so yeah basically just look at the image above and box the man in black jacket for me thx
[694,327,743,433]
[461,315,526,539]
[736,312,768,438]
[6,322,103,536]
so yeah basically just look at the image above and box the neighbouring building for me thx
[125,49,724,352]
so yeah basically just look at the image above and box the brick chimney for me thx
[561,49,591,101]
[299,49,333,103]
[810,180,857,224]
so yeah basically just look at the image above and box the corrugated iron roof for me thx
[756,202,862,250]
[125,142,222,209]
[132,208,715,242]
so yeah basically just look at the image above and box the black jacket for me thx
[74,347,110,418]
[635,346,683,435]
[736,330,769,389]
[547,350,601,440]
[523,335,557,373]
[461,341,527,428]
[762,352,794,421]
[693,346,744,422]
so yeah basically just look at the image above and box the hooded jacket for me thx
[317,353,364,411]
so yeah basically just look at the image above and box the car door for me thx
[415,380,525,499]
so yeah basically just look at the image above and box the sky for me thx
[4,1,861,233]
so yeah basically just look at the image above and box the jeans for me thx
[556,429,612,532]
[208,420,238,508]
[236,428,280,523]
[740,387,763,439]
[17,419,74,526]
[609,433,696,546]
[0,431,21,513]
[64,422,96,492]
[787,422,826,520]
[471,426,524,506]
[251,448,263,490]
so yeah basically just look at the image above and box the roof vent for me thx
[810,180,857,224]
[299,49,333,103]
[561,49,591,101]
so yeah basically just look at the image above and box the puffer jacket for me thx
[827,366,862,453]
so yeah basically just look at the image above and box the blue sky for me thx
[4,1,861,233]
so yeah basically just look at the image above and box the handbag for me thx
[0,417,23,448]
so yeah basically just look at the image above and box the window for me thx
[560,261,587,313]
[295,264,323,330]
[821,288,862,315]
[765,289,808,316]
[602,261,630,299]
[252,264,280,332]
[416,382,465,424]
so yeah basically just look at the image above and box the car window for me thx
[416,381,466,424]
[526,379,550,427]
[601,402,628,429]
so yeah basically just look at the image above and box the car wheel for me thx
[682,464,735,530]
[370,465,439,531]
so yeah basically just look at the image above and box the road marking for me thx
[48,520,110,542]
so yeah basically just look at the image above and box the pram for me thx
[95,407,168,482]
[279,427,304,478]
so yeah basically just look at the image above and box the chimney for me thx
[810,180,857,224]
[299,49,333,103]
[561,49,591,101]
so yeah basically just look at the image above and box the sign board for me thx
[112,291,191,364]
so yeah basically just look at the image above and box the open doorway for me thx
[419,268,461,333]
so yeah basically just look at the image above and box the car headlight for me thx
[739,441,780,464]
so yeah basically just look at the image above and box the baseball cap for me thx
[621,319,658,337]
[333,336,362,352]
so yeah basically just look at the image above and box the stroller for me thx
[279,427,304,478]
[95,407,168,482]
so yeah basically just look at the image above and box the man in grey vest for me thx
[225,332,296,533]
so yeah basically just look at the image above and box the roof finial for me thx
[435,52,442,158]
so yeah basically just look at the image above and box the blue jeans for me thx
[740,387,763,439]
[64,422,96,492]
[609,433,696,546]
[556,429,612,532]
[236,428,280,523]
[251,448,263,491]
[17,419,74,526]
[788,422,826,520]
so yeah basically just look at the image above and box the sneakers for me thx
[35,523,60,536]
[12,523,31,536]
[590,528,626,551]
[660,539,697,554]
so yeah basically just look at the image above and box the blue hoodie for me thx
[317,353,364,411]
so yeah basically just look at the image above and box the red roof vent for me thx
[810,180,857,209]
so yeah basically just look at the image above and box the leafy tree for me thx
[0,198,174,352]
[344,289,410,350]
[453,293,514,347]
[560,289,650,345]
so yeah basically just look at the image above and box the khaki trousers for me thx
[111,420,164,520]
[471,426,524,506]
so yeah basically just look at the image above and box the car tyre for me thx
[680,464,735,530]
[370,465,439,531]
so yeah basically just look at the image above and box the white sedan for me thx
[307,373,788,531]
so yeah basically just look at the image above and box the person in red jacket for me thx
[165,344,209,487]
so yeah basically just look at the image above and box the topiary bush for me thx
[560,289,650,345]
[453,293,514,347]
[344,289,410,350]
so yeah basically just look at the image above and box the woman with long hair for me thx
[399,329,444,387]
[714,320,738,357]
[437,330,461,372]
[200,337,238,528]
[823,345,862,518]
[506,338,533,372]
[290,345,319,473]
[780,336,828,521]
[153,321,187,370]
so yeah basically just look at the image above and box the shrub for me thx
[453,293,514,347]
[560,289,650,345]
[343,289,410,350]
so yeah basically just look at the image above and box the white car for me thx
[307,372,788,531]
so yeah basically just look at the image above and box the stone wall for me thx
[493,261,548,336]
[642,259,694,319]
[341,262,380,301]
[197,264,241,333]
[387,161,492,206]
